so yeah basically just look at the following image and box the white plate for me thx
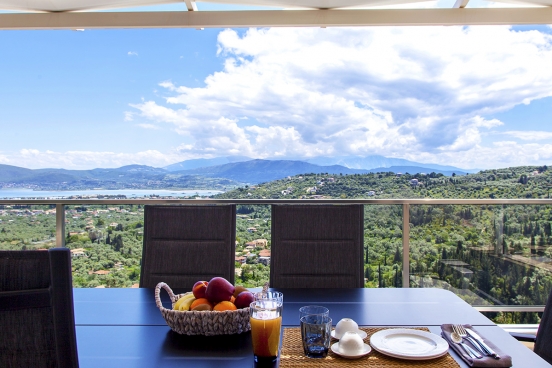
[370,329,449,360]
[331,329,368,340]
[331,342,372,359]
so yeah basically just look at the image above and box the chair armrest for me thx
[509,332,536,342]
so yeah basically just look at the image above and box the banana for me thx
[173,293,195,310]
[178,297,196,311]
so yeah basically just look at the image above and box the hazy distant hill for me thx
[0,160,469,188]
[305,155,477,173]
[164,156,252,171]
[0,164,34,181]
[166,155,475,174]
[0,164,242,190]
[173,159,371,183]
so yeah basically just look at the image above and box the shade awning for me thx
[0,0,549,12]
[0,0,550,29]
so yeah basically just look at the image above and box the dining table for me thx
[73,287,550,367]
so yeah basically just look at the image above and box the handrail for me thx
[1,198,552,205]
[1,197,550,313]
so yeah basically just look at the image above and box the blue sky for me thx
[1,2,552,170]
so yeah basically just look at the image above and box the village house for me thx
[70,248,87,258]
[306,186,317,193]
[254,239,268,248]
[259,249,271,257]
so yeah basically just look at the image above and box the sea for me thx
[0,188,223,199]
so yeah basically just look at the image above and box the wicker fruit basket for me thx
[155,282,251,336]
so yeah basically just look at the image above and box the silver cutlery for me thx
[454,325,485,357]
[465,327,500,359]
[451,325,487,356]
[450,328,482,359]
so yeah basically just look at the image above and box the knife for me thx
[466,328,500,359]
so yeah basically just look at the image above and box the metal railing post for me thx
[402,203,410,288]
[56,203,66,247]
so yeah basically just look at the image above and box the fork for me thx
[454,325,486,356]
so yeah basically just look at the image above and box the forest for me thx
[1,164,551,323]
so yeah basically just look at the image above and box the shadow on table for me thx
[157,330,256,367]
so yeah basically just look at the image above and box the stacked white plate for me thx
[370,329,449,360]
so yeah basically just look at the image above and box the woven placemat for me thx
[280,327,460,368]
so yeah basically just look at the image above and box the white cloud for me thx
[128,51,138,56]
[124,111,134,121]
[501,131,552,141]
[127,26,552,169]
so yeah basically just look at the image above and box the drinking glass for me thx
[249,299,283,364]
[300,315,332,358]
[299,305,329,320]
[254,291,283,304]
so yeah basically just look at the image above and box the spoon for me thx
[451,332,482,359]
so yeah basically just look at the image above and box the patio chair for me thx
[140,205,236,289]
[270,205,364,288]
[0,248,79,368]
[511,287,552,364]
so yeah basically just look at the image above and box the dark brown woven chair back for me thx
[534,287,552,364]
[0,248,79,368]
[270,205,364,288]
[140,205,236,289]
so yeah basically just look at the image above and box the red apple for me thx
[192,281,209,299]
[205,277,235,304]
[234,291,255,309]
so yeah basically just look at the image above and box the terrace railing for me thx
[0,197,550,317]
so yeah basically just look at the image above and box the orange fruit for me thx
[190,298,211,310]
[214,301,237,311]
[192,303,213,311]
[230,296,236,304]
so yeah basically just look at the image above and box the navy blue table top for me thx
[73,287,494,327]
[73,287,550,368]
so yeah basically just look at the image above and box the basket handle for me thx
[155,282,177,309]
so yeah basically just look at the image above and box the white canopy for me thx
[0,0,550,28]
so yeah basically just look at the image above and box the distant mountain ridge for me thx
[172,160,468,183]
[172,159,369,183]
[165,155,476,174]
[164,156,252,171]
[0,156,471,189]
[304,155,478,173]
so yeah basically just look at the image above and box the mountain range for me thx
[163,155,477,174]
[0,156,472,189]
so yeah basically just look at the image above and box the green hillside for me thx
[1,164,551,325]
[216,165,552,324]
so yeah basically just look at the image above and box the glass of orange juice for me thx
[249,299,283,364]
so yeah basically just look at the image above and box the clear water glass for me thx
[299,305,329,320]
[300,315,332,358]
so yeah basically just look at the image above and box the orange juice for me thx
[250,315,282,360]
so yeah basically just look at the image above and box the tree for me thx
[112,234,123,252]
[393,247,401,264]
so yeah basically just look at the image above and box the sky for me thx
[1,2,552,171]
